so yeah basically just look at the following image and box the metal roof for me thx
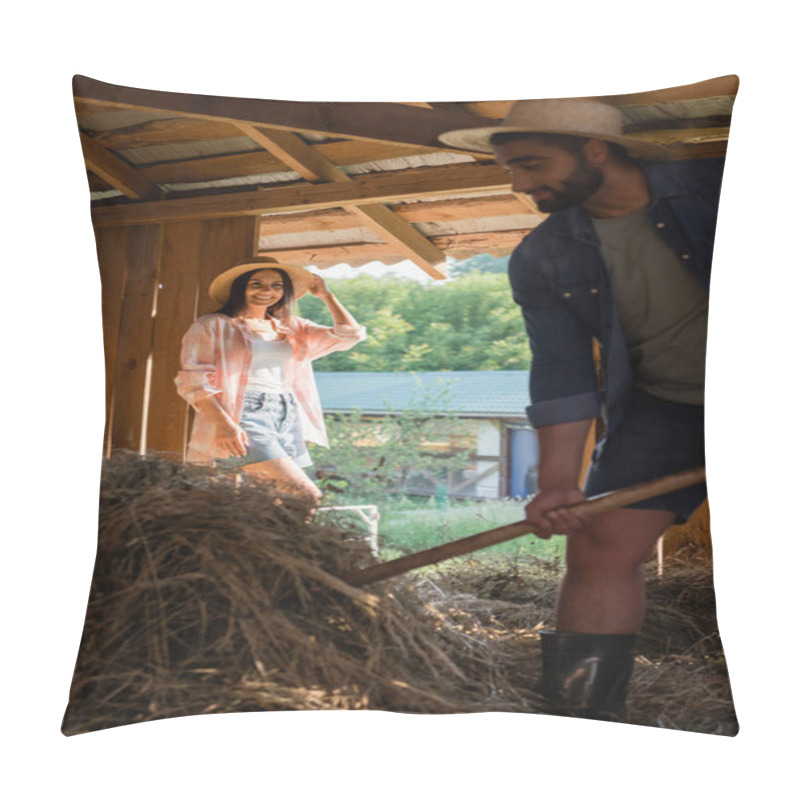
[74,75,738,280]
[315,370,529,417]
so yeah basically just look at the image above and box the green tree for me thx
[447,253,510,277]
[296,270,529,372]
[312,381,471,502]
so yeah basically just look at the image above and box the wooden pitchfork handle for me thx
[344,466,706,587]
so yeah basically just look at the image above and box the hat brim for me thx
[439,125,672,161]
[208,258,315,306]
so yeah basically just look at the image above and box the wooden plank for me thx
[87,140,443,191]
[146,217,259,457]
[257,195,536,237]
[259,241,408,268]
[595,75,739,107]
[429,229,533,257]
[90,162,511,227]
[91,117,245,148]
[347,204,446,278]
[94,226,132,454]
[73,75,497,151]
[145,221,201,458]
[109,226,161,452]
[463,76,739,120]
[79,133,162,200]
[239,126,447,279]
[238,124,350,183]
[259,227,531,266]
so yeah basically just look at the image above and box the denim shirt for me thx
[508,158,725,436]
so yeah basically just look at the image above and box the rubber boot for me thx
[539,630,637,722]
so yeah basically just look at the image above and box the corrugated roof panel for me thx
[315,371,529,416]
[343,152,474,175]
[259,226,384,249]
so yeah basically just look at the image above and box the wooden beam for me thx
[79,132,162,200]
[596,75,739,107]
[237,124,349,183]
[90,162,511,227]
[73,75,497,152]
[90,117,244,148]
[237,124,448,279]
[258,194,536,236]
[259,228,530,266]
[87,139,444,192]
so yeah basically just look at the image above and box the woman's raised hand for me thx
[308,274,332,298]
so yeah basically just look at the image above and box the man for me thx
[440,99,725,720]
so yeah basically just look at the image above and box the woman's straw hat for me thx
[208,257,316,305]
[439,98,669,160]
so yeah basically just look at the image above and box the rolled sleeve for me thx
[297,319,367,361]
[511,242,600,429]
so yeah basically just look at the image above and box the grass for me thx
[323,495,566,562]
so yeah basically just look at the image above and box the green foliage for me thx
[447,253,510,277]
[376,500,566,561]
[296,271,529,372]
[311,381,472,502]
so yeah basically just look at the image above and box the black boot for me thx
[539,630,637,722]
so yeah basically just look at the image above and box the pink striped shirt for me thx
[175,313,366,464]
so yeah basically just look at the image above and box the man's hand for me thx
[525,487,588,539]
[214,421,248,457]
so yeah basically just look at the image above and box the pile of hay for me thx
[62,454,538,735]
[418,555,738,735]
[63,453,737,736]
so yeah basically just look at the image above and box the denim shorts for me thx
[583,389,706,522]
[216,390,312,471]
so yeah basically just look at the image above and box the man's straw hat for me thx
[208,257,316,305]
[439,98,669,160]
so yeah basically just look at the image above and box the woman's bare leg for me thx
[241,457,322,505]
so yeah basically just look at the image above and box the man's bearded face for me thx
[493,138,604,213]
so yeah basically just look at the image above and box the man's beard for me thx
[532,158,604,213]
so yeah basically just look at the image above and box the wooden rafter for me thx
[79,132,162,200]
[90,162,511,228]
[73,75,494,153]
[85,139,445,193]
[237,123,447,279]
[259,229,531,267]
[258,194,539,236]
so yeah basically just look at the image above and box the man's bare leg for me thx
[556,507,676,633]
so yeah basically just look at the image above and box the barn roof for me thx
[315,370,530,417]
[74,74,737,280]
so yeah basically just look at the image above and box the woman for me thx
[175,257,366,503]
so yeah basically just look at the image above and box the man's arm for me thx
[526,419,594,538]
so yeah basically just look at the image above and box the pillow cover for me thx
[63,75,739,736]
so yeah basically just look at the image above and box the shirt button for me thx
[655,222,666,228]
[682,254,691,260]
[563,292,572,298]
[590,288,599,294]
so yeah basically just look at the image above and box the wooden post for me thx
[146,216,259,458]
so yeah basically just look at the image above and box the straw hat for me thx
[208,257,316,305]
[439,98,669,160]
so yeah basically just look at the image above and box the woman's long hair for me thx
[216,268,296,320]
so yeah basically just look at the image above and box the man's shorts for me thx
[583,389,706,523]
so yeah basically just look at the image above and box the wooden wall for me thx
[95,216,259,459]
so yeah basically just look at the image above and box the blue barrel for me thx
[510,428,539,498]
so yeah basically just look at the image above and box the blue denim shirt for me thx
[508,158,726,436]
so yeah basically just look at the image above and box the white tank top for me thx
[248,335,293,392]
